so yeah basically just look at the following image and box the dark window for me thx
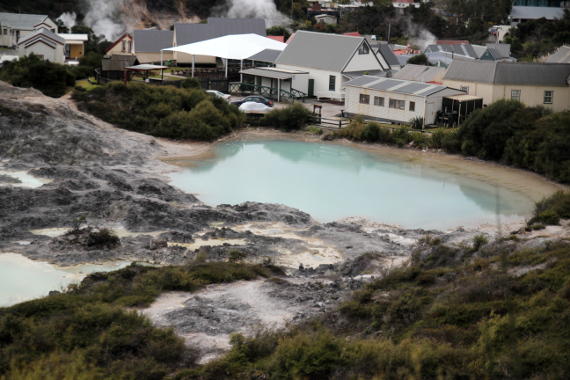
[358,43,369,55]
[359,94,370,104]
[374,96,384,106]
[409,101,415,111]
[3,29,6,35]
[511,89,521,101]
[389,98,405,110]
[128,41,132,52]
[460,86,469,94]
[329,75,335,91]
[122,40,126,51]
[544,90,553,104]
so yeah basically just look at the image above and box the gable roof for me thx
[102,54,139,71]
[451,44,478,59]
[393,64,446,82]
[486,43,510,58]
[175,18,266,46]
[547,45,570,64]
[18,28,65,46]
[345,76,458,97]
[276,30,383,72]
[444,60,570,86]
[436,39,469,45]
[247,48,282,62]
[488,48,503,60]
[0,12,51,31]
[133,30,174,53]
[378,43,400,67]
[106,33,133,53]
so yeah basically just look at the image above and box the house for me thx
[307,0,339,17]
[344,76,465,124]
[436,40,469,46]
[315,14,337,24]
[480,43,512,62]
[442,60,570,111]
[275,31,391,100]
[133,29,174,64]
[393,0,423,13]
[174,18,266,65]
[0,12,57,48]
[98,54,140,84]
[547,46,570,64]
[510,0,567,25]
[57,33,88,63]
[392,64,446,83]
[17,28,65,64]
[106,33,134,56]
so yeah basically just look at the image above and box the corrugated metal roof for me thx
[240,67,305,80]
[247,48,282,62]
[488,48,503,60]
[494,62,570,86]
[547,46,570,64]
[276,30,377,72]
[379,43,400,67]
[345,76,451,96]
[486,43,510,58]
[511,6,564,20]
[18,28,65,45]
[0,12,49,30]
[133,30,174,53]
[463,44,478,59]
[102,55,139,71]
[393,64,445,82]
[443,60,496,83]
[471,44,488,58]
[175,18,266,47]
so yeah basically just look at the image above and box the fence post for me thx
[339,120,341,129]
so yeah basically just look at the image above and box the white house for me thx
[0,12,57,48]
[17,28,65,64]
[344,76,465,124]
[275,31,391,101]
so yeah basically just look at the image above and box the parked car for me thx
[231,95,273,107]
[206,90,231,102]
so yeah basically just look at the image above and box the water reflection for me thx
[169,140,534,229]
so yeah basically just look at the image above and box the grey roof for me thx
[486,43,510,58]
[488,48,503,60]
[452,44,477,58]
[445,60,570,86]
[345,76,455,97]
[247,49,282,62]
[471,44,488,58]
[0,12,50,30]
[393,64,445,82]
[102,55,139,71]
[175,18,266,46]
[240,67,308,80]
[510,6,565,20]
[18,28,65,46]
[547,46,570,64]
[378,43,400,67]
[133,30,174,53]
[276,30,384,72]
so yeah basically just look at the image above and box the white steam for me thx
[406,20,436,51]
[83,0,126,41]
[222,0,290,27]
[58,12,77,29]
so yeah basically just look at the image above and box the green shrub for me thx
[363,122,381,142]
[260,103,311,130]
[472,234,489,252]
[181,77,201,89]
[410,116,424,129]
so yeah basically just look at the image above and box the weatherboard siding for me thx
[275,64,344,98]
[492,84,570,112]
[441,79,494,106]
[136,52,174,65]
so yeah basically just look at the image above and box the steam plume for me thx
[406,20,436,51]
[220,0,290,27]
[58,12,77,29]
[82,0,126,41]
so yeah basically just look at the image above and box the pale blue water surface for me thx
[169,140,535,230]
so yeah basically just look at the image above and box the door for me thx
[308,79,314,97]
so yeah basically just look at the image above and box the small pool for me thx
[169,140,546,230]
[0,253,132,307]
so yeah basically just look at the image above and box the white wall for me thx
[20,40,62,63]
[344,42,388,72]
[276,63,343,98]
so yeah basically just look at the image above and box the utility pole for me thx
[387,22,391,44]
[291,0,294,20]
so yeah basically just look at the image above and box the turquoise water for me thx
[169,140,535,230]
[0,253,132,307]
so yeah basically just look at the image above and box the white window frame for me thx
[359,94,370,104]
[389,98,405,110]
[374,96,384,106]
[511,89,521,102]
[544,90,553,104]
[460,86,469,94]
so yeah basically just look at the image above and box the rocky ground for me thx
[1,81,567,363]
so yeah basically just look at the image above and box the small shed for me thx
[123,64,169,85]
[441,94,483,125]
[99,55,139,84]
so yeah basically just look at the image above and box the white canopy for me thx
[163,33,287,60]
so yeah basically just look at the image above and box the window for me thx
[128,41,132,52]
[389,98,405,110]
[511,89,521,101]
[122,40,126,52]
[374,96,384,106]
[460,86,469,94]
[358,43,369,55]
[409,101,415,112]
[544,90,553,104]
[329,75,335,91]
[3,29,6,35]
[359,94,370,104]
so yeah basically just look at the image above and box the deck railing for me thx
[228,82,306,103]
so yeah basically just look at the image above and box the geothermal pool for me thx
[169,140,548,230]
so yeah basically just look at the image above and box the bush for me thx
[410,116,424,129]
[259,103,312,131]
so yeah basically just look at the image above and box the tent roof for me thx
[164,33,287,60]
[125,64,168,71]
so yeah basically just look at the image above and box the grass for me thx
[75,78,100,91]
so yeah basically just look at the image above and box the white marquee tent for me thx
[162,33,288,79]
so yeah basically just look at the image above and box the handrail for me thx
[229,82,306,103]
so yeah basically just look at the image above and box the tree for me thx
[266,26,291,42]
[407,53,432,66]
[71,25,101,54]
